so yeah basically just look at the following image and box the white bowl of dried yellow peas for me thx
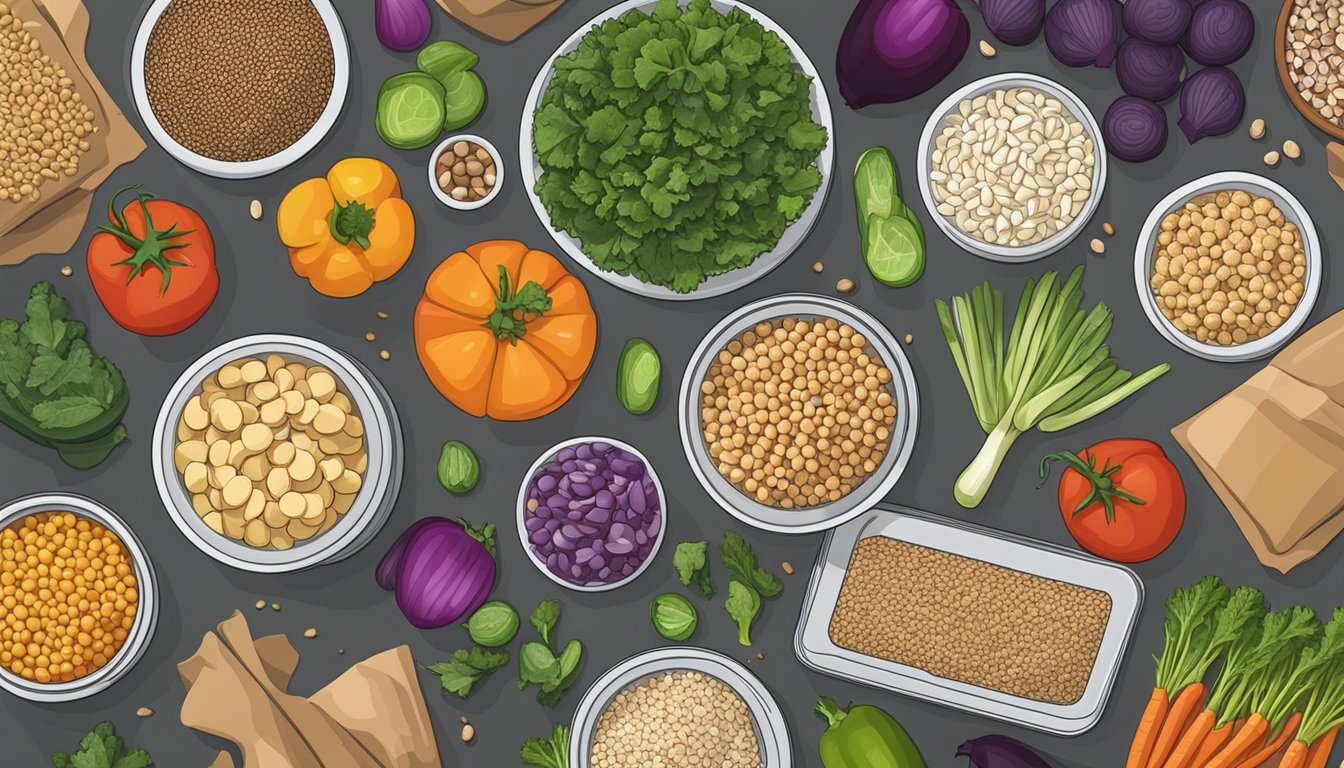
[152,335,402,572]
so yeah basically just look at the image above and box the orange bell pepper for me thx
[414,240,598,420]
[276,157,415,298]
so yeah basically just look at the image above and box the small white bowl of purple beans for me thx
[517,436,666,593]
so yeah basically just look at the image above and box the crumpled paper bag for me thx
[179,612,442,768]
[1173,310,1344,574]
[434,0,569,42]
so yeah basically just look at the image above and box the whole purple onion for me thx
[375,516,439,591]
[1104,96,1168,162]
[1178,66,1245,143]
[1116,39,1185,101]
[1123,0,1192,46]
[524,441,661,587]
[836,0,970,108]
[1183,0,1253,66]
[392,517,497,629]
[975,0,1047,46]
[375,0,432,52]
[1045,0,1121,68]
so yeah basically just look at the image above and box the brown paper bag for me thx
[1173,310,1344,573]
[179,612,442,768]
[0,0,143,264]
[434,0,569,42]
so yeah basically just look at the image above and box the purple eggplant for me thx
[956,735,1054,768]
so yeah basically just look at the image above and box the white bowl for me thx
[0,493,159,702]
[1134,171,1322,362]
[516,436,666,592]
[569,647,792,768]
[429,135,504,210]
[129,0,350,179]
[678,294,920,535]
[917,72,1107,263]
[518,0,835,300]
[152,335,402,572]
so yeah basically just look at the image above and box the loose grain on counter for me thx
[829,537,1111,704]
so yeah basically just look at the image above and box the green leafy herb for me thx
[531,0,827,293]
[530,599,561,648]
[521,724,570,768]
[538,639,584,708]
[936,267,1170,508]
[52,721,153,768]
[0,282,129,468]
[725,579,761,647]
[673,540,714,599]
[1288,608,1344,746]
[720,531,782,598]
[422,647,510,698]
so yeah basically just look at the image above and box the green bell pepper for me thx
[816,697,926,768]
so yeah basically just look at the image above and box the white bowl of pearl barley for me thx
[917,72,1107,263]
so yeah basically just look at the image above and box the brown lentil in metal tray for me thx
[144,0,335,162]
[1285,0,1344,128]
[828,537,1112,704]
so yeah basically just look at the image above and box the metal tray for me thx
[794,504,1143,736]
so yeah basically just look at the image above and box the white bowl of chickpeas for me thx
[152,335,403,572]
[0,493,159,702]
[1135,172,1322,362]
[678,294,919,535]
[569,647,791,768]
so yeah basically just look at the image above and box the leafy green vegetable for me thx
[422,647,510,698]
[0,282,128,468]
[725,579,761,646]
[437,439,480,494]
[650,592,698,641]
[51,721,153,768]
[519,641,562,688]
[531,0,827,292]
[721,530,782,598]
[936,267,1171,508]
[673,540,714,599]
[375,72,447,150]
[442,70,486,132]
[521,724,570,768]
[1286,608,1344,745]
[530,599,561,647]
[539,639,584,708]
[416,41,479,85]
[1153,576,1232,693]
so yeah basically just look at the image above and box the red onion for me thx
[975,0,1047,46]
[376,0,432,52]
[392,517,497,629]
[1182,0,1253,66]
[1116,39,1185,101]
[1123,0,1192,46]
[1104,96,1168,162]
[1178,66,1244,143]
[836,0,970,108]
[1045,0,1121,68]
[375,516,439,591]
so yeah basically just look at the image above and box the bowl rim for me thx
[0,493,159,702]
[677,293,920,535]
[916,72,1108,263]
[1132,171,1323,362]
[568,646,792,768]
[515,436,666,593]
[517,0,835,301]
[128,0,351,179]
[152,334,398,572]
[1275,0,1344,142]
[428,134,505,210]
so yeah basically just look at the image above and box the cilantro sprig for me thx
[52,721,153,768]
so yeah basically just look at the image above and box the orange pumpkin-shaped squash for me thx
[415,240,598,420]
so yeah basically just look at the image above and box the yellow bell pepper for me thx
[277,157,416,298]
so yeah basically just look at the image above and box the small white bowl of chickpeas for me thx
[1135,171,1322,362]
[152,335,403,572]
[678,294,920,535]
[0,493,159,702]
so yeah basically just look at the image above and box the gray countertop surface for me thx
[1,0,1341,765]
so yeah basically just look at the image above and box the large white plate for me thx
[130,0,350,179]
[519,0,835,301]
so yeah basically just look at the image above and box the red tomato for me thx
[87,185,218,336]
[1041,438,1185,563]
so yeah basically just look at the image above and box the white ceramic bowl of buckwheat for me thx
[917,72,1107,263]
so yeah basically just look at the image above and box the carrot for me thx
[1280,739,1311,768]
[1304,724,1340,768]
[1147,684,1207,768]
[1128,688,1172,768]
[1204,712,1270,768]
[1232,710,1300,768]
[1161,709,1217,768]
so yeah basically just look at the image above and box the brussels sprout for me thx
[438,440,480,494]
[650,593,698,642]
[465,600,519,647]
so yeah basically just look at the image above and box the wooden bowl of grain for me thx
[1276,0,1344,142]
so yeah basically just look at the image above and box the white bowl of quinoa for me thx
[678,294,919,535]
[129,0,350,179]
[569,647,791,768]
